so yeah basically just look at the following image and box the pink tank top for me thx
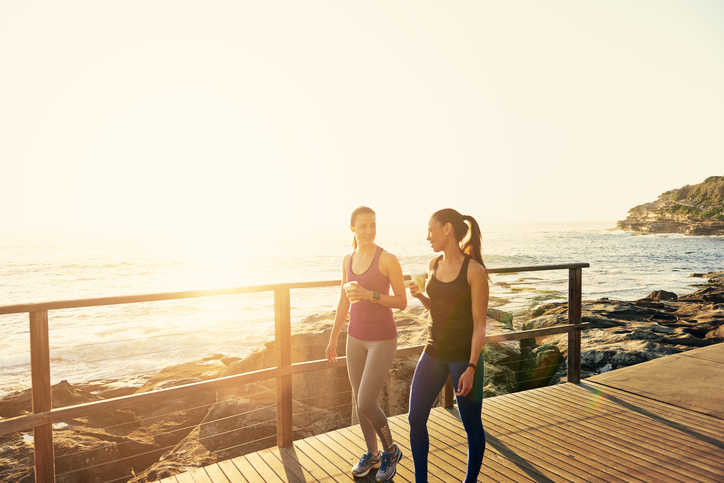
[347,246,397,341]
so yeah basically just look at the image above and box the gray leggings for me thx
[346,335,397,453]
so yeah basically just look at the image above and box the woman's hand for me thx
[344,282,372,303]
[456,367,475,397]
[326,340,338,363]
[406,280,420,297]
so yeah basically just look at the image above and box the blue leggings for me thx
[408,351,485,483]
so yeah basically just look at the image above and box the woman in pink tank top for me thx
[326,206,407,482]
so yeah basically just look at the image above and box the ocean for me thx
[1,222,722,396]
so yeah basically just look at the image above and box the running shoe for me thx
[375,443,402,482]
[351,451,381,477]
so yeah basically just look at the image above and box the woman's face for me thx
[351,213,376,247]
[427,217,449,252]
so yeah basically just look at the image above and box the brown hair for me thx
[431,208,486,270]
[350,206,376,249]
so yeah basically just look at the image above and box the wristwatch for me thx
[371,291,380,303]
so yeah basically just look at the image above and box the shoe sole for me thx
[352,463,380,478]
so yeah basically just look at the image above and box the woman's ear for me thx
[444,222,453,236]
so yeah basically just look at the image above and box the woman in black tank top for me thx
[406,208,490,483]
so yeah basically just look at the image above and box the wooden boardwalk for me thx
[158,378,724,482]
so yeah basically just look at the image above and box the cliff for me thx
[617,176,724,235]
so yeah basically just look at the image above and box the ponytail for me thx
[461,215,485,269]
[431,208,487,271]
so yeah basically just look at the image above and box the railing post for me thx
[440,376,455,408]
[274,289,293,447]
[30,310,55,483]
[567,268,583,383]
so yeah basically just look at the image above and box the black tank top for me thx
[424,255,473,362]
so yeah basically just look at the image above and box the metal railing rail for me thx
[0,262,589,482]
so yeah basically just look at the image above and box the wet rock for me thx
[0,380,101,419]
[531,272,724,376]
[647,290,678,301]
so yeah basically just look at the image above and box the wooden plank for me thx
[487,402,639,481]
[570,381,724,439]
[474,393,641,482]
[304,430,361,480]
[532,384,724,480]
[279,443,335,482]
[245,451,282,482]
[313,430,385,482]
[489,390,661,480]
[423,409,544,483]
[264,446,309,483]
[545,384,723,457]
[29,310,55,483]
[423,410,551,483]
[504,386,697,482]
[529,384,721,469]
[289,438,350,482]
[452,406,588,482]
[203,463,232,483]
[173,471,196,483]
[476,392,639,479]
[185,466,214,483]
[226,455,259,482]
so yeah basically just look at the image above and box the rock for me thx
[131,357,229,449]
[0,380,101,419]
[0,433,34,483]
[529,272,724,376]
[646,290,678,301]
[54,412,159,483]
[518,344,564,391]
[617,176,724,235]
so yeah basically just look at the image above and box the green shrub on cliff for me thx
[659,176,724,220]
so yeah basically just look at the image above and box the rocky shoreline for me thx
[617,176,724,235]
[1,272,723,482]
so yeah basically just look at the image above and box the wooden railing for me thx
[0,263,589,482]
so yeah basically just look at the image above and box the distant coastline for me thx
[617,176,724,235]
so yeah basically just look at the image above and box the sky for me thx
[2,0,723,237]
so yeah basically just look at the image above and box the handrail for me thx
[0,262,589,482]
[0,263,591,315]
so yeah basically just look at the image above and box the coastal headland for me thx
[1,272,722,482]
[617,176,724,235]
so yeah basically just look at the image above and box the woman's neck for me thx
[355,242,377,256]
[441,245,465,265]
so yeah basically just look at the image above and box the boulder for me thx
[0,380,101,419]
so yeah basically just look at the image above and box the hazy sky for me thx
[2,1,723,236]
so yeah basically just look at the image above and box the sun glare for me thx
[151,225,258,290]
